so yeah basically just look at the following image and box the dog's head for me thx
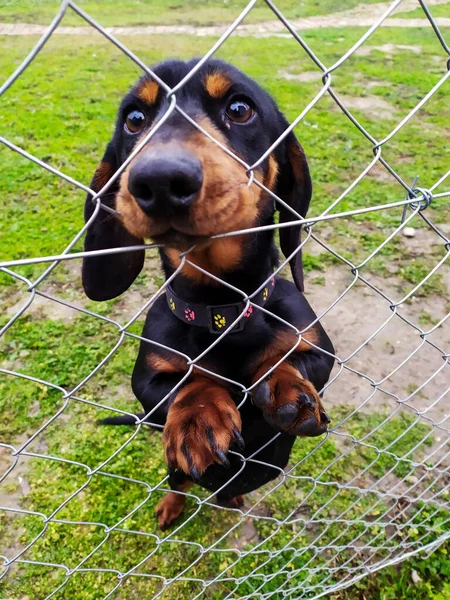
[82,58,311,300]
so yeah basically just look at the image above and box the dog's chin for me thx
[152,228,210,251]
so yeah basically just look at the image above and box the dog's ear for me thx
[273,122,312,293]
[82,142,145,301]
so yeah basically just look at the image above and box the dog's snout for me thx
[128,149,203,216]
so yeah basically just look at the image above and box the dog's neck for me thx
[160,229,278,304]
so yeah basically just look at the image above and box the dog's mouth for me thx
[152,228,210,251]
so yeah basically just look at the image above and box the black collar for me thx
[166,277,276,334]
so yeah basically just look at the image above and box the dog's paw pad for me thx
[253,380,271,409]
[275,401,299,426]
[254,367,330,437]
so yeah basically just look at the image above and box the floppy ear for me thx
[82,142,145,301]
[273,126,312,293]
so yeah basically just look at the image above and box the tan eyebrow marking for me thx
[204,72,232,99]
[138,80,159,105]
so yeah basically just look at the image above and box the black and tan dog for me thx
[82,58,334,529]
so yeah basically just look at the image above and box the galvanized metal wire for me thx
[0,1,449,598]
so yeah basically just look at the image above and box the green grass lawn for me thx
[396,3,450,19]
[1,0,385,26]
[1,11,450,600]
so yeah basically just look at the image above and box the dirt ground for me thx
[309,264,449,420]
[302,224,450,421]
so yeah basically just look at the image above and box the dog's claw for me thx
[216,449,230,468]
[232,428,245,450]
[299,393,316,411]
[320,410,331,425]
[190,466,201,482]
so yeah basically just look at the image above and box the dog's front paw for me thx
[163,378,243,480]
[253,363,330,437]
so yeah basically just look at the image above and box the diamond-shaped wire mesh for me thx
[0,0,449,598]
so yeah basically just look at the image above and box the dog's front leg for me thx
[132,348,243,478]
[163,375,243,480]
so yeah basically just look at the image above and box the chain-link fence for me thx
[1,0,450,598]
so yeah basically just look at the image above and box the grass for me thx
[1,8,450,600]
[396,3,450,19]
[1,0,386,27]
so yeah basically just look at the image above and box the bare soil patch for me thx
[355,43,423,57]
[331,93,398,120]
[0,433,48,562]
[306,263,449,424]
[279,70,323,83]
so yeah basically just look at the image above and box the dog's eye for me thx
[225,99,254,124]
[125,110,146,134]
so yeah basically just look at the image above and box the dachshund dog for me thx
[82,58,335,529]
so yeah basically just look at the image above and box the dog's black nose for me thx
[128,149,203,216]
